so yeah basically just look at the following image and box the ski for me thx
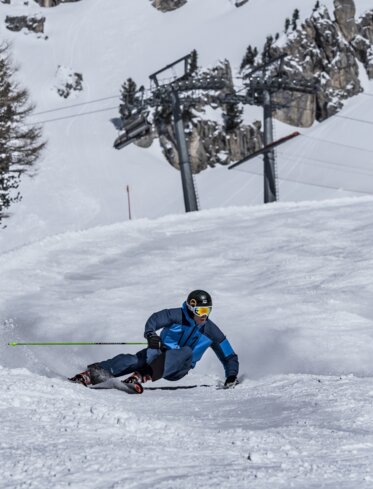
[89,378,143,394]
[69,375,244,393]
[144,383,241,391]
[143,384,212,391]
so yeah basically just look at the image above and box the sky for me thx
[1,1,373,488]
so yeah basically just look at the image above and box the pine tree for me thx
[0,42,45,225]
[313,1,320,12]
[262,35,274,63]
[284,18,290,33]
[240,45,258,71]
[119,78,139,118]
[292,9,300,30]
[224,102,243,133]
[189,49,198,74]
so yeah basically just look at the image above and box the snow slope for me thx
[2,368,373,489]
[2,198,373,488]
[0,0,372,252]
[1,2,373,486]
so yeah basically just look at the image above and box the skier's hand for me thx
[224,375,239,389]
[146,333,162,350]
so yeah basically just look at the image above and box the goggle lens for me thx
[193,306,211,317]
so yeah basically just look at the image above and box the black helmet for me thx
[186,290,212,317]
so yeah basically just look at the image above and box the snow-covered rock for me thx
[5,13,45,33]
[54,65,83,99]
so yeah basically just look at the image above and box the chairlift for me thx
[114,113,151,150]
[121,112,149,133]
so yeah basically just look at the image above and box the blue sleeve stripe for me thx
[220,338,234,358]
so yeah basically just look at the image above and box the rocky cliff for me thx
[149,0,248,11]
[145,0,373,172]
[269,0,373,126]
[150,0,187,12]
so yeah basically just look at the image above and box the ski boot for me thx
[69,364,113,387]
[69,370,92,386]
[122,371,152,385]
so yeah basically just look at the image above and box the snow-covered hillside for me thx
[2,198,373,487]
[0,0,372,252]
[1,2,373,487]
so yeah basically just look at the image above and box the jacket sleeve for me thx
[144,308,181,337]
[205,320,239,378]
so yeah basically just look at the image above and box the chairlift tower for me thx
[239,53,318,203]
[148,55,201,213]
[114,53,227,213]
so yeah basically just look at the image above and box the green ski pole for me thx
[8,341,147,346]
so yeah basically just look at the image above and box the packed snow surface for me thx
[2,198,373,488]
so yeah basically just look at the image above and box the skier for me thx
[69,290,239,389]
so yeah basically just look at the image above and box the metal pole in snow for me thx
[126,185,132,220]
[263,89,277,203]
[170,89,199,212]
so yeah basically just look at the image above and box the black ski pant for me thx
[96,346,193,381]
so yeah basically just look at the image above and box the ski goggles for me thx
[188,305,212,317]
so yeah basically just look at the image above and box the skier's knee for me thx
[163,370,189,381]
[180,346,193,358]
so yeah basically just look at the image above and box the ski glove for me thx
[224,375,239,389]
[146,332,162,350]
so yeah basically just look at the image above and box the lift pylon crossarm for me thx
[228,131,300,170]
[149,54,193,86]
[278,87,317,96]
[152,78,228,100]
[243,53,288,79]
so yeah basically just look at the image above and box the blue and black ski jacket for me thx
[144,302,239,377]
